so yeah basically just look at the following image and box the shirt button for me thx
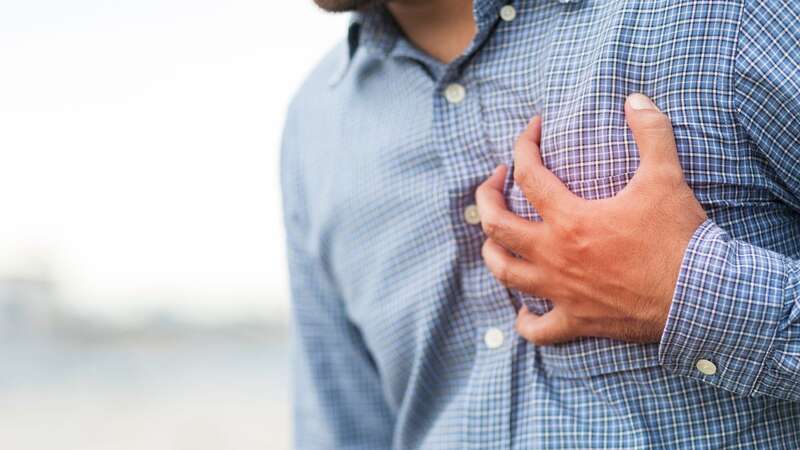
[484,328,505,349]
[696,359,717,375]
[463,204,481,225]
[499,5,517,22]
[444,83,466,104]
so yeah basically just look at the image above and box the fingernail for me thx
[627,93,660,111]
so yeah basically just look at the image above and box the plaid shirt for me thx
[281,0,800,448]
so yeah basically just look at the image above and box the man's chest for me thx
[327,0,766,279]
[473,0,762,201]
[333,0,774,226]
[307,0,796,393]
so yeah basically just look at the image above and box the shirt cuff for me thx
[658,219,785,396]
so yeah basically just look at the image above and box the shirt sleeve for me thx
[658,0,800,400]
[281,106,394,448]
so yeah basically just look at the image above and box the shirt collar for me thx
[329,0,583,86]
[349,0,584,58]
[349,0,506,59]
[352,5,400,58]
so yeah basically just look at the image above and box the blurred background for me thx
[0,2,347,449]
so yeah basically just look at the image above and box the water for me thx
[0,333,291,450]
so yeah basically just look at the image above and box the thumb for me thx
[515,306,577,346]
[625,93,683,180]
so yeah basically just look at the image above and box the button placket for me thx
[499,5,517,22]
[444,83,466,104]
[464,204,481,225]
[484,327,505,349]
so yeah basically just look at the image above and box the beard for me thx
[313,0,387,12]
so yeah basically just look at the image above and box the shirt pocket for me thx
[503,167,662,378]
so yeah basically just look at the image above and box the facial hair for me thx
[313,0,388,12]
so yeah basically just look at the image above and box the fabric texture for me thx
[281,0,800,448]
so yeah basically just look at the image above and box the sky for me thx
[0,1,348,322]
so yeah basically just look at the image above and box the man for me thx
[281,0,800,448]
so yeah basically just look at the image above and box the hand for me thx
[476,93,707,345]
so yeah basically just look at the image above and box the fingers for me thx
[624,93,684,185]
[481,238,543,293]
[513,116,582,218]
[481,238,563,300]
[476,165,544,258]
[480,163,507,193]
[515,306,578,346]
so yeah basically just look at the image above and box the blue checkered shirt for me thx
[281,0,800,448]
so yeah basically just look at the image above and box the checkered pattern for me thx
[282,0,800,448]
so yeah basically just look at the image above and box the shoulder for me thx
[740,0,800,15]
[738,0,800,44]
[280,37,351,192]
[285,39,350,130]
[735,0,800,79]
[281,37,349,165]
[734,0,800,157]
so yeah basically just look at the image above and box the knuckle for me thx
[558,215,584,240]
[494,260,512,285]
[569,310,593,329]
[480,240,490,259]
[536,182,553,206]
[572,239,591,259]
[481,211,503,237]
[475,180,490,198]
[475,183,486,199]
[526,334,544,345]
[529,331,552,346]
[512,166,529,187]
[515,318,539,343]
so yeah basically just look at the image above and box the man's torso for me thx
[284,0,800,447]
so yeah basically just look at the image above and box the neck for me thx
[386,0,476,64]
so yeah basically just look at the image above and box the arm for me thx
[658,0,800,399]
[281,110,394,449]
[475,8,800,399]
